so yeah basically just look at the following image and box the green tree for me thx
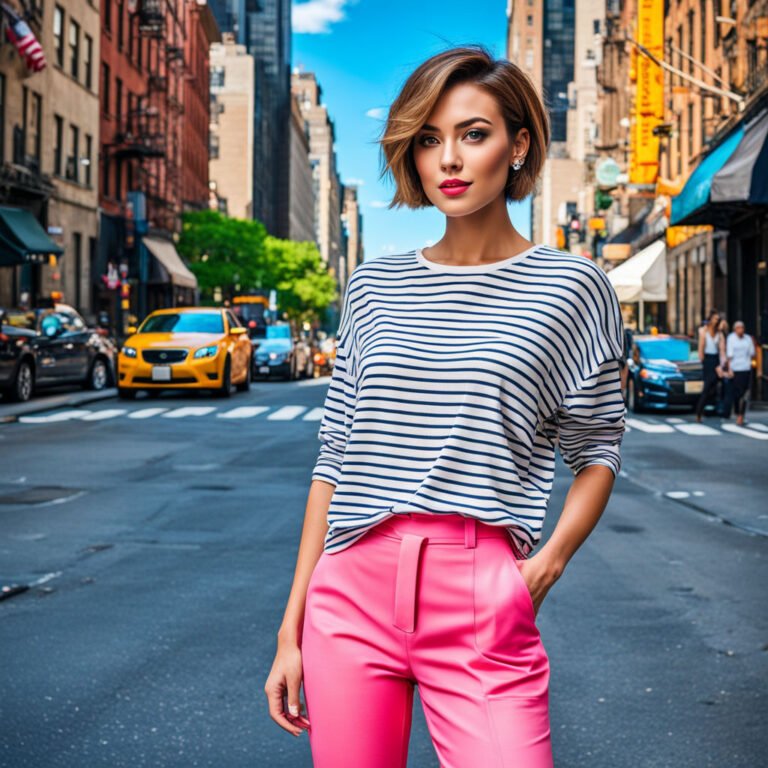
[178,211,338,327]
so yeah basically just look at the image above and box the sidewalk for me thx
[0,388,117,424]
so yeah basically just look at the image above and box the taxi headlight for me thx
[194,345,219,359]
[121,346,137,358]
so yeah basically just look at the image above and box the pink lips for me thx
[439,182,472,197]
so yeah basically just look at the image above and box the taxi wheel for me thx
[217,356,232,398]
[236,358,251,392]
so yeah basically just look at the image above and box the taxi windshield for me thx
[140,313,224,334]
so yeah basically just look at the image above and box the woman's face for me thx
[412,82,529,216]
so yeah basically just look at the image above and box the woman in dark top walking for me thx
[695,309,726,422]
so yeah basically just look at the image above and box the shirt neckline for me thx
[415,244,539,273]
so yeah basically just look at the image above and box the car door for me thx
[34,313,72,384]
[226,310,249,378]
[58,311,90,381]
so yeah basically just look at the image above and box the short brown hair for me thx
[378,44,550,209]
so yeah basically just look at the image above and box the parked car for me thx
[252,323,314,381]
[117,307,252,399]
[0,305,116,402]
[625,334,716,413]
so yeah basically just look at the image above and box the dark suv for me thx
[0,305,117,402]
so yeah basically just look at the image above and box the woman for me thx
[726,320,756,426]
[264,45,626,768]
[695,309,726,423]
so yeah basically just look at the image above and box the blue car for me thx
[626,334,717,413]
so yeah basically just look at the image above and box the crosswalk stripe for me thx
[80,409,127,421]
[747,422,768,432]
[162,406,217,418]
[217,406,270,419]
[267,405,307,420]
[302,407,324,421]
[674,423,721,436]
[19,409,90,424]
[625,418,675,433]
[128,408,169,419]
[721,423,768,440]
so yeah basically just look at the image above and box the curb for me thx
[0,389,117,424]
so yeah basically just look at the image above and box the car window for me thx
[1,309,35,330]
[139,312,224,334]
[226,311,242,331]
[636,339,696,362]
[38,310,83,334]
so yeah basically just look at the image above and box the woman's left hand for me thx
[517,553,562,617]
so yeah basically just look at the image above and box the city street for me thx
[1,380,766,768]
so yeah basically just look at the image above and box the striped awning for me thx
[670,109,768,227]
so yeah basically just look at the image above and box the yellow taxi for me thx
[117,307,252,399]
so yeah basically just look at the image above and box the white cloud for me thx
[368,200,389,208]
[292,0,357,34]
[343,177,365,186]
[380,244,399,253]
[366,107,386,120]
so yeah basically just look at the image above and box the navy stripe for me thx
[312,246,626,556]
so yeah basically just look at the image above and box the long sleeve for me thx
[541,263,627,478]
[311,277,359,487]
[548,358,626,477]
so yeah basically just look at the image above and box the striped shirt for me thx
[312,245,626,556]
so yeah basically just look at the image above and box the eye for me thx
[417,135,438,146]
[465,129,487,141]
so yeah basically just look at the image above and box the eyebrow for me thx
[419,117,493,132]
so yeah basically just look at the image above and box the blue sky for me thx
[291,0,532,262]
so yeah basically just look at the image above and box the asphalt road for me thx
[1,381,766,767]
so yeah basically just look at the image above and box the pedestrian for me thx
[726,321,756,426]
[716,317,732,418]
[695,309,726,423]
[264,45,626,768]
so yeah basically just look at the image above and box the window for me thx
[84,34,93,89]
[115,156,122,198]
[84,134,92,187]
[102,62,110,115]
[29,91,41,168]
[116,77,123,122]
[687,10,694,75]
[54,114,63,175]
[67,124,79,182]
[210,66,225,88]
[677,25,683,85]
[688,102,694,159]
[69,19,80,79]
[117,0,124,50]
[102,152,110,198]
[700,2,706,65]
[104,0,111,33]
[54,5,64,66]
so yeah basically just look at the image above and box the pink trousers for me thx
[301,513,553,768]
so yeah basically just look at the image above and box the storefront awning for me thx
[607,239,666,304]
[0,206,64,267]
[142,236,198,289]
[670,109,768,227]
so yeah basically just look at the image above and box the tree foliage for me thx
[178,211,338,326]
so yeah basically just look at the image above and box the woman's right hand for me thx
[264,639,311,737]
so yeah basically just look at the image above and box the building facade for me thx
[0,0,99,316]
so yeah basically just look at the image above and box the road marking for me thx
[673,423,720,436]
[625,418,675,433]
[19,409,90,424]
[161,406,218,418]
[80,409,127,421]
[217,406,270,419]
[721,423,768,440]
[666,417,685,424]
[665,491,690,499]
[746,422,768,432]
[267,405,307,420]
[128,408,169,419]
[303,407,324,421]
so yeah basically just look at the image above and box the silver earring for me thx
[511,157,525,172]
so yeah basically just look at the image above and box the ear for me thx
[509,126,531,164]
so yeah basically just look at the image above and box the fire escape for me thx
[108,0,186,234]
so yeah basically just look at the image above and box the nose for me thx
[440,141,462,172]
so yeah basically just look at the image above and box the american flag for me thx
[2,4,46,72]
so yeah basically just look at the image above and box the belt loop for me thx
[464,516,476,549]
[393,533,426,633]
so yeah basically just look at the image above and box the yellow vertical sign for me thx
[630,0,664,185]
